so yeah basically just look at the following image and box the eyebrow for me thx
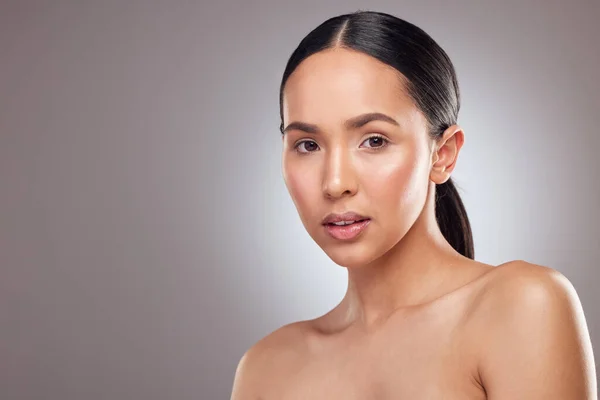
[281,112,400,135]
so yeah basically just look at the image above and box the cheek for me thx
[282,159,320,221]
[360,147,428,214]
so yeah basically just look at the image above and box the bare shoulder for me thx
[474,259,570,299]
[230,320,311,399]
[470,260,597,398]
[471,259,586,321]
[470,259,589,337]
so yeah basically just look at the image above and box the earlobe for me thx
[430,159,450,185]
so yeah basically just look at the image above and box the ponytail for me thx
[435,178,474,259]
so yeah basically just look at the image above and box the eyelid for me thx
[360,134,390,149]
[293,139,318,154]
[293,138,313,147]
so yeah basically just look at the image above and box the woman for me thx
[231,10,596,399]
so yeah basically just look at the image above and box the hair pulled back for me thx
[279,10,474,259]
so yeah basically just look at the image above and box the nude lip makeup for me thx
[324,219,371,240]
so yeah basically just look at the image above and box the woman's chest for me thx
[263,304,486,399]
[267,346,483,399]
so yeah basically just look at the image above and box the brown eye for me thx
[361,135,389,149]
[295,140,319,153]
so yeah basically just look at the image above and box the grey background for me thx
[1,1,598,399]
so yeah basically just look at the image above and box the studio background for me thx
[1,1,598,399]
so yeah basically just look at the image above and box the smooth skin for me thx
[230,48,597,399]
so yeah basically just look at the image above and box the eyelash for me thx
[293,134,390,154]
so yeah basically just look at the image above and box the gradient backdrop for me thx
[1,1,598,399]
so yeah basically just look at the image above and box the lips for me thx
[321,211,371,241]
[324,219,371,240]
[322,211,370,225]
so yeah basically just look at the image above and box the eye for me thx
[361,135,389,149]
[294,140,320,154]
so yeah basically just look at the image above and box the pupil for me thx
[370,138,381,147]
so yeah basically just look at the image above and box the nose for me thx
[322,146,358,200]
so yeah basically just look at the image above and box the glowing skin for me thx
[230,47,597,400]
[282,48,436,270]
[281,47,469,328]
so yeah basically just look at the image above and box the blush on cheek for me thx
[362,151,426,218]
[284,169,320,223]
[370,152,417,187]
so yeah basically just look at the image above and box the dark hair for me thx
[278,10,474,259]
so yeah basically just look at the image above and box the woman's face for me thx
[281,48,435,268]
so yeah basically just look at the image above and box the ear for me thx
[430,124,465,184]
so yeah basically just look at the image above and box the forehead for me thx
[282,48,418,127]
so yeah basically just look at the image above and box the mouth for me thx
[323,214,371,241]
[324,218,370,227]
[321,211,370,226]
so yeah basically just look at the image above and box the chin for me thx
[305,222,393,268]
[318,240,383,269]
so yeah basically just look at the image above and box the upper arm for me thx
[478,263,597,399]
